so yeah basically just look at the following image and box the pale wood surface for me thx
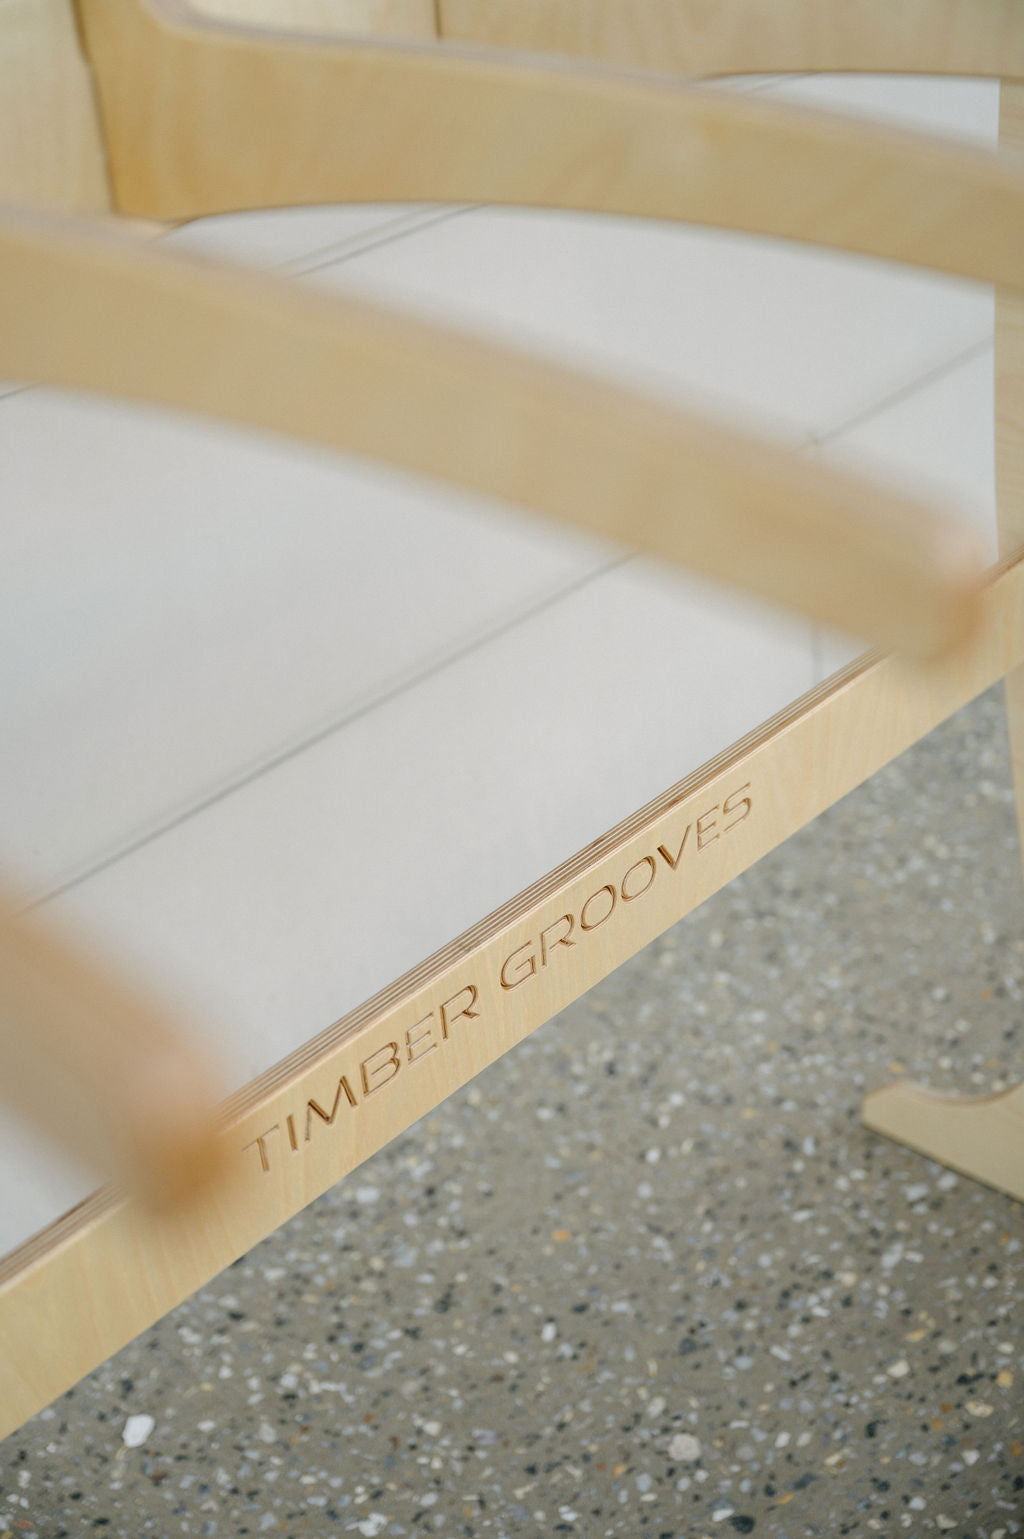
[0,1,1001,1223]
[75,0,1024,304]
[438,0,1024,82]
[5,158,988,1254]
[0,892,226,1210]
[855,77,1024,1200]
[2,544,1024,1442]
[0,210,986,659]
[0,0,109,212]
[862,1081,1024,1201]
[998,84,1024,851]
[936,76,1024,1201]
[1,0,1019,1435]
[188,0,436,36]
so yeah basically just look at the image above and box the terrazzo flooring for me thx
[1,685,1022,1537]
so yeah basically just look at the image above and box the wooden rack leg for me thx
[998,83,1024,868]
[861,80,1024,1198]
[861,1082,1024,1199]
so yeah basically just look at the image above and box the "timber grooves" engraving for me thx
[243,780,752,1175]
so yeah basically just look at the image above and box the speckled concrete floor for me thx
[2,685,1023,1538]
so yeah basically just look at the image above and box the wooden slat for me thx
[0,893,227,1211]
[0,210,987,659]
[75,0,1024,303]
[0,0,110,213]
[3,543,1023,1441]
[859,85,1024,1205]
[437,0,1024,82]
[187,0,436,37]
[997,85,1024,865]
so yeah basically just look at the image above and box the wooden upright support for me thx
[861,79,1024,1199]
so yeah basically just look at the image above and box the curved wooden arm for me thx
[185,0,1024,79]
[0,889,227,1209]
[76,0,1024,299]
[1,210,984,657]
[436,0,1024,81]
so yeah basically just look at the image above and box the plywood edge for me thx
[77,0,1024,305]
[3,547,1024,1439]
[0,211,993,659]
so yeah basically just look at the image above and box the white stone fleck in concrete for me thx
[122,1415,155,1448]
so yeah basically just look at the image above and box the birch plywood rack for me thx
[2,0,1024,1440]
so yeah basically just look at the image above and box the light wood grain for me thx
[862,1081,1024,1200]
[74,0,1024,302]
[856,78,1024,1201]
[0,891,228,1211]
[1,0,1020,1436]
[3,544,1023,1441]
[187,0,436,37]
[438,0,1024,81]
[0,209,987,659]
[192,0,1024,74]
[0,0,109,212]
[998,84,1024,848]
